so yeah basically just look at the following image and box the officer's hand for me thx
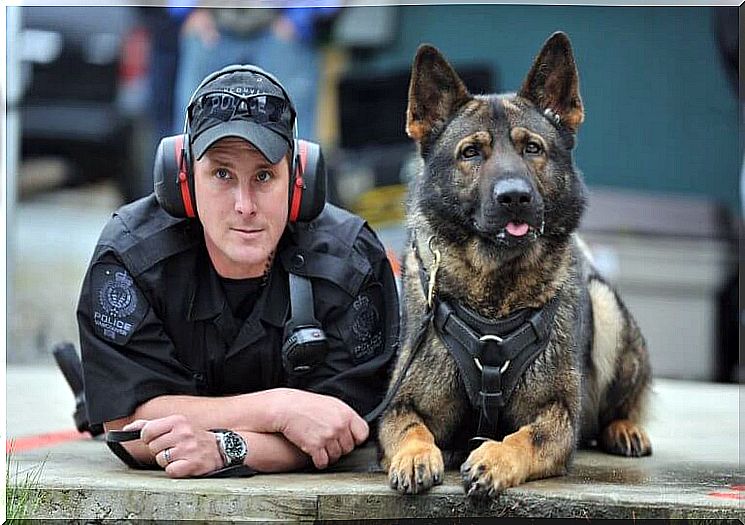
[123,415,225,478]
[271,389,369,470]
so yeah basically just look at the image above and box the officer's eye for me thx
[215,168,232,180]
[256,170,273,183]
[461,145,481,160]
[524,141,543,155]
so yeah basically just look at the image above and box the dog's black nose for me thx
[493,177,534,210]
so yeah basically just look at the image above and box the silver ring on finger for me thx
[163,448,173,464]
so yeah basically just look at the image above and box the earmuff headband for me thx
[175,135,196,218]
[289,141,308,223]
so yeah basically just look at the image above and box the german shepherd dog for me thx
[379,32,652,498]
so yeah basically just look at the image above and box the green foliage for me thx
[6,442,46,522]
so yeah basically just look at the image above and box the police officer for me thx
[77,65,399,478]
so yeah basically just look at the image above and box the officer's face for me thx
[194,137,290,279]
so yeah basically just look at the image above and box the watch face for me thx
[223,432,247,463]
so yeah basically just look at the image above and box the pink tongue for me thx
[506,222,530,237]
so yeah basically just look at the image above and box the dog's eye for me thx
[461,145,481,160]
[524,141,543,155]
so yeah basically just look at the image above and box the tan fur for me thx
[383,423,445,494]
[588,279,623,396]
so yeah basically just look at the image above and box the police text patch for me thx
[350,291,383,363]
[90,263,147,345]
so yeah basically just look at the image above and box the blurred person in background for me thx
[138,6,192,143]
[172,5,339,141]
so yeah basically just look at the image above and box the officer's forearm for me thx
[125,389,292,433]
[236,430,310,472]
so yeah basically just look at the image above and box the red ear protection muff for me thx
[153,134,197,219]
[154,134,327,222]
[289,140,326,223]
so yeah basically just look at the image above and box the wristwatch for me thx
[210,429,248,467]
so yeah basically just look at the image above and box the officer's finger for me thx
[164,459,192,478]
[312,448,330,470]
[147,432,180,457]
[139,415,183,443]
[155,446,178,469]
[326,440,343,465]
[121,419,149,432]
[338,428,355,455]
[349,416,369,446]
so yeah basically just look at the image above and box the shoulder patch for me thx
[90,263,148,345]
[349,291,383,364]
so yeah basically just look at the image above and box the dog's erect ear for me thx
[407,44,471,143]
[518,32,584,132]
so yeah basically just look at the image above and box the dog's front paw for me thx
[387,440,444,495]
[460,440,528,499]
[600,419,652,457]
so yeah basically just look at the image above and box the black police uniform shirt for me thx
[77,194,400,426]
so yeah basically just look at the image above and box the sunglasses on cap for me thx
[188,91,294,134]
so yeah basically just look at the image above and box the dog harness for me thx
[412,232,561,444]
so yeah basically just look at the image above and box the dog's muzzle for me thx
[473,177,544,246]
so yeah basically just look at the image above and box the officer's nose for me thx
[493,177,535,212]
[235,184,257,216]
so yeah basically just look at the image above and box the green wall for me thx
[353,5,740,213]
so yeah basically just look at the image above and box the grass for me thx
[6,441,47,522]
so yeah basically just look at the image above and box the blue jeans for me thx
[173,28,320,141]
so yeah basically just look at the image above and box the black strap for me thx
[363,309,432,424]
[287,272,320,331]
[105,430,256,477]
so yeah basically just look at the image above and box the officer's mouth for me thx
[231,227,264,239]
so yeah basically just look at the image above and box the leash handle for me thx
[106,429,142,442]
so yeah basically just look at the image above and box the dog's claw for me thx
[398,480,409,494]
[389,473,398,489]
[467,482,482,497]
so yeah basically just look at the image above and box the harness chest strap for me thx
[434,296,560,440]
[412,233,561,441]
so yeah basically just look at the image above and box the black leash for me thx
[362,308,432,424]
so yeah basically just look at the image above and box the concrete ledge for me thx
[10,380,743,521]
